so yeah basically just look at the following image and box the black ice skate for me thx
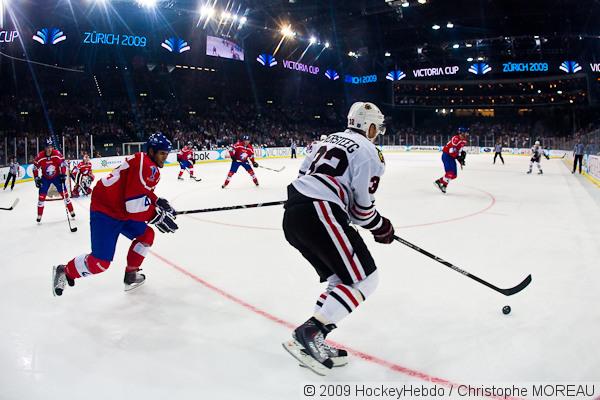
[282,317,334,376]
[526,169,532,174]
[538,170,543,175]
[434,179,447,194]
[299,324,348,368]
[52,265,74,297]
[178,176,184,181]
[36,216,42,224]
[124,269,146,292]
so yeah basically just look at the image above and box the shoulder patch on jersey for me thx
[377,148,385,164]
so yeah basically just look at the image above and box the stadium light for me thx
[309,36,317,44]
[467,57,473,62]
[239,16,247,25]
[446,22,454,28]
[432,24,440,30]
[465,43,472,48]
[200,5,215,18]
[477,56,484,61]
[221,11,231,20]
[452,43,459,49]
[281,25,294,38]
[401,1,409,7]
[232,14,238,21]
[324,41,330,48]
[384,51,391,57]
[137,0,157,8]
[417,0,426,3]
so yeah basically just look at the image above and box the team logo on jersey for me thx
[560,61,582,74]
[32,28,66,45]
[45,164,57,177]
[148,166,159,182]
[161,37,190,53]
[256,53,277,67]
[377,148,385,164]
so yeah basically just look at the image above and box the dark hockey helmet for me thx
[147,132,173,152]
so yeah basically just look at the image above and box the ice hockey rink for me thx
[1,152,599,400]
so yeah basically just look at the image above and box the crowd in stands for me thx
[2,94,599,165]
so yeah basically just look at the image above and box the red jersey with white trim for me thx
[177,146,194,162]
[229,141,255,163]
[442,135,468,158]
[75,161,94,179]
[91,152,160,222]
[33,150,67,180]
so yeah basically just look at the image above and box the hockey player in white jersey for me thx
[527,140,550,175]
[282,102,394,375]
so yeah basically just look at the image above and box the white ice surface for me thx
[1,153,599,399]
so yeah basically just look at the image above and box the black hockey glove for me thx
[60,174,67,184]
[150,208,178,233]
[252,161,259,168]
[156,197,176,215]
[457,150,467,167]
[34,177,42,189]
[371,217,394,244]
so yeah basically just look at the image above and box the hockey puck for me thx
[502,305,511,315]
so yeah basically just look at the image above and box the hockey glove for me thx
[156,197,176,215]
[150,209,178,234]
[457,150,467,167]
[34,177,42,189]
[371,217,394,244]
[252,161,259,168]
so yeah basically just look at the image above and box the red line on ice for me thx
[150,251,522,400]
[183,186,497,231]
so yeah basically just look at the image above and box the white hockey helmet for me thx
[534,140,541,145]
[347,102,386,142]
[320,134,328,141]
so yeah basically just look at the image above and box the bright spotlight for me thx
[401,1,409,7]
[384,51,391,57]
[432,24,440,30]
[137,0,157,8]
[417,0,426,3]
[222,11,231,20]
[200,5,215,18]
[465,43,472,48]
[239,16,247,25]
[467,57,473,62]
[309,36,317,44]
[281,25,294,38]
[452,43,459,49]
[324,41,330,48]
[446,22,454,28]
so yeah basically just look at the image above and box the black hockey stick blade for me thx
[393,235,532,296]
[176,200,286,215]
[0,198,20,211]
[498,274,532,296]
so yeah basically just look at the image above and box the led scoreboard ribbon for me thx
[344,74,378,84]
[502,62,549,72]
[83,31,147,47]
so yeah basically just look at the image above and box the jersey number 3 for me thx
[308,147,349,176]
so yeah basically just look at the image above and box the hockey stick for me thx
[176,200,286,215]
[0,198,19,211]
[258,165,286,172]
[62,183,77,233]
[393,235,532,296]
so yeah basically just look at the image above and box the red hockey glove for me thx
[371,217,394,244]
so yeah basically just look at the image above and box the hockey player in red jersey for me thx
[177,142,199,181]
[221,135,259,188]
[71,154,95,197]
[52,133,179,296]
[434,127,469,193]
[33,138,74,223]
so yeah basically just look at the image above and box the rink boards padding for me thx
[1,146,587,188]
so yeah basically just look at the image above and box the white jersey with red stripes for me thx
[294,129,385,229]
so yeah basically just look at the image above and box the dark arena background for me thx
[1,0,599,399]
